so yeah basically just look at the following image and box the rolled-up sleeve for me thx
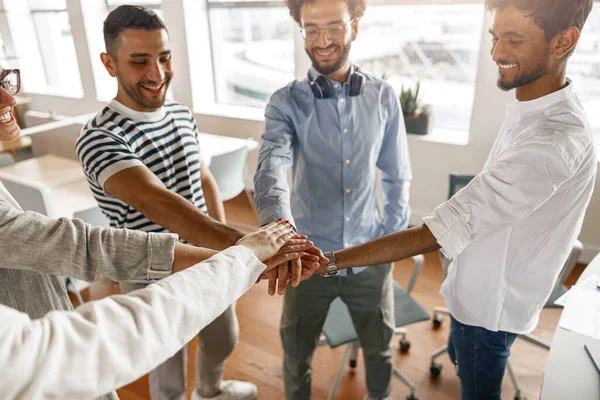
[254,96,296,227]
[423,142,574,259]
[0,198,178,283]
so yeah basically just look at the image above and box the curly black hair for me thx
[285,0,366,25]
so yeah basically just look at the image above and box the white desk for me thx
[0,154,86,188]
[541,253,600,399]
[198,133,258,167]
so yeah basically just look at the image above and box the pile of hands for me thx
[236,219,328,295]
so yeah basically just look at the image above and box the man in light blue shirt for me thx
[253,0,411,398]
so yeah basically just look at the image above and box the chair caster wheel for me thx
[432,314,443,329]
[430,361,442,378]
[407,394,418,400]
[349,359,357,368]
[399,338,411,353]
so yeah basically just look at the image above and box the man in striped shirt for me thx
[77,6,259,400]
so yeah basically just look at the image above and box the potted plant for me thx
[399,81,432,135]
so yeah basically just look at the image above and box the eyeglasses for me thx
[0,69,21,95]
[301,20,355,42]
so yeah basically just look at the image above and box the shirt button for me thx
[334,83,339,88]
[343,128,348,133]
[345,159,351,164]
[346,217,351,222]
[344,242,349,247]
[346,188,351,193]
[340,98,345,103]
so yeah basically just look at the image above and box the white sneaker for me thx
[192,380,258,400]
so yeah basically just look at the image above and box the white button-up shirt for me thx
[0,246,265,399]
[424,82,597,334]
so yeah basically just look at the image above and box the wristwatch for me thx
[322,251,339,278]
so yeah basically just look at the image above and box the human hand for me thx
[236,219,296,262]
[258,242,326,296]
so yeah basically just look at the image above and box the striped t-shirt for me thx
[76,99,207,235]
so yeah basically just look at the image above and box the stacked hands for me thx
[236,219,328,295]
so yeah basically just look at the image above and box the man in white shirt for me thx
[305,0,597,398]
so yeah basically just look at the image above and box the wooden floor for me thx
[74,193,586,400]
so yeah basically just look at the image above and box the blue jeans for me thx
[448,315,518,400]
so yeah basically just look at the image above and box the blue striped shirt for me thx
[76,99,207,236]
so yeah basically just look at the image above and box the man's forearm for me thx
[172,243,219,273]
[137,188,243,250]
[332,224,440,270]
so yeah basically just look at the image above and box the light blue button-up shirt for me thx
[254,66,412,275]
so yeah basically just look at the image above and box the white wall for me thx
[16,8,600,263]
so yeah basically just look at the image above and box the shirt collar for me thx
[508,78,575,115]
[308,65,356,89]
[109,98,166,122]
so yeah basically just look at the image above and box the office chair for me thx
[208,145,259,229]
[208,146,250,202]
[429,173,583,400]
[73,206,110,228]
[318,255,429,400]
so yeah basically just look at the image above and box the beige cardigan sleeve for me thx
[0,194,178,282]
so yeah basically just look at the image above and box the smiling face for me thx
[0,69,20,142]
[300,0,358,76]
[489,6,555,93]
[101,28,173,112]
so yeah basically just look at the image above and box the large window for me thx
[198,0,483,137]
[356,4,484,133]
[205,1,294,108]
[2,0,83,96]
[82,0,163,101]
[569,3,600,143]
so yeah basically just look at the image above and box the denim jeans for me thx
[448,315,518,400]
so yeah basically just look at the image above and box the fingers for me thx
[290,257,302,288]
[277,241,313,255]
[305,245,328,263]
[277,262,288,295]
[262,218,283,233]
[301,259,320,270]
[267,268,277,296]
[265,251,306,269]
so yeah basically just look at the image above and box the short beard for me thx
[307,40,352,76]
[497,47,551,91]
[116,70,169,110]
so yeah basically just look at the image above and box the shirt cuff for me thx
[422,202,472,260]
[258,206,296,230]
[146,232,179,280]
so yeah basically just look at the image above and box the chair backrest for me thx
[0,153,14,167]
[73,206,111,228]
[208,146,249,202]
[323,281,430,348]
[439,173,476,272]
[448,173,475,199]
[0,172,57,217]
